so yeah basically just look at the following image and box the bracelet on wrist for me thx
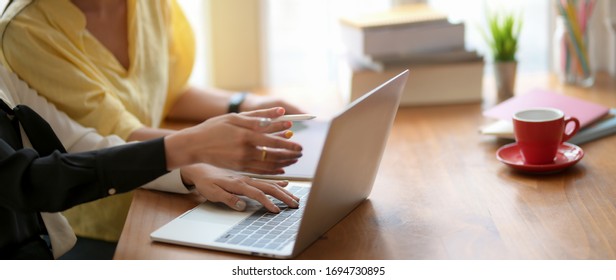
[228,92,248,113]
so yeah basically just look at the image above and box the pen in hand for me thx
[273,114,316,122]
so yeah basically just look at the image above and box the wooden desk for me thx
[115,73,616,259]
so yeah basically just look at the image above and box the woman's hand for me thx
[164,107,303,174]
[180,164,300,213]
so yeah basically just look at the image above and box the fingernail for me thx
[234,199,246,211]
[291,199,299,208]
[284,130,294,138]
[284,121,292,129]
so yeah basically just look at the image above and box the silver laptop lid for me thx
[291,70,409,256]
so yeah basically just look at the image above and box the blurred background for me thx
[176,0,615,92]
[0,0,613,93]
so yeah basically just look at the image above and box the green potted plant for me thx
[481,10,523,102]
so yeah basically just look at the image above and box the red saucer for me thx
[496,142,584,173]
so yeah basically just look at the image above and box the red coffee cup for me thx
[513,108,580,165]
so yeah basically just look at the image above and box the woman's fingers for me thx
[249,132,303,153]
[209,176,299,213]
[253,146,303,162]
[244,179,300,210]
[204,184,248,211]
[232,110,300,134]
[240,107,286,118]
[265,180,300,203]
[236,146,303,174]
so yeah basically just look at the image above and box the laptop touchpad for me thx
[179,198,261,225]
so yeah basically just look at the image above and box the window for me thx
[263,0,392,88]
[428,0,551,73]
[179,1,551,89]
[177,0,209,89]
[263,0,550,89]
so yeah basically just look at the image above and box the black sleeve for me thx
[0,138,169,213]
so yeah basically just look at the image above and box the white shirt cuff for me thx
[140,169,191,194]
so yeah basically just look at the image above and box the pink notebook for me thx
[483,88,610,127]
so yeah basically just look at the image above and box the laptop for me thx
[150,70,409,258]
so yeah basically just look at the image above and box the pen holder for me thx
[553,5,595,87]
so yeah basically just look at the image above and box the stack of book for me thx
[338,4,484,106]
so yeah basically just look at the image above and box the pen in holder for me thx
[553,0,596,87]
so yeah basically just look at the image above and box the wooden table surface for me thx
[115,72,616,259]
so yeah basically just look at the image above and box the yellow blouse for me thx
[0,0,195,242]
[0,0,195,140]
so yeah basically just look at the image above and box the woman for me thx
[0,0,306,242]
[0,65,302,259]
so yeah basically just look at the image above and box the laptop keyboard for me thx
[214,185,309,251]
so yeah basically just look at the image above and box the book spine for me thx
[343,61,484,106]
